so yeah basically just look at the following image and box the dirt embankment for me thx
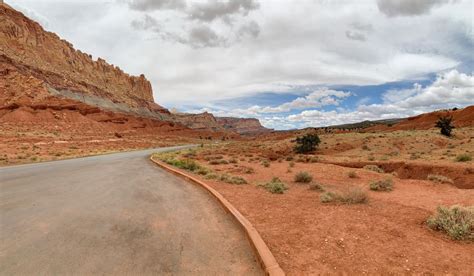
[322,161,474,189]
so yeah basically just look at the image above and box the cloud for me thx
[279,70,474,128]
[376,0,452,17]
[130,14,159,30]
[345,30,366,41]
[186,25,226,47]
[237,20,260,39]
[15,0,472,120]
[188,0,260,22]
[128,0,186,11]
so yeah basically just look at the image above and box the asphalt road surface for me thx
[0,146,262,275]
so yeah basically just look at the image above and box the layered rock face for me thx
[216,117,270,134]
[174,112,226,132]
[0,3,168,116]
[174,113,269,134]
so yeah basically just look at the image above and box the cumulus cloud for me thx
[126,0,261,48]
[188,0,259,22]
[237,20,260,39]
[376,0,452,17]
[128,0,186,11]
[186,25,226,47]
[277,70,474,128]
[130,14,159,30]
[345,30,366,41]
[14,0,472,128]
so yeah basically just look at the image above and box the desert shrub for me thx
[363,165,384,173]
[427,205,473,240]
[165,158,202,172]
[369,178,393,191]
[294,133,321,154]
[260,177,288,194]
[310,156,319,163]
[243,167,255,174]
[320,187,368,204]
[294,171,313,183]
[320,191,337,203]
[229,158,238,164]
[205,173,218,180]
[289,161,295,167]
[262,160,270,167]
[435,116,455,137]
[285,156,294,161]
[455,154,472,162]
[209,160,220,165]
[427,174,454,184]
[196,167,210,175]
[215,174,248,185]
[309,182,324,191]
[347,171,357,178]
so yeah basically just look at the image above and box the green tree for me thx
[294,133,321,153]
[435,116,454,137]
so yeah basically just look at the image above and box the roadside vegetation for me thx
[320,187,368,204]
[427,205,473,241]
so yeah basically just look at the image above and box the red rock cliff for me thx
[0,3,167,115]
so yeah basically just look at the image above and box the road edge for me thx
[150,156,285,276]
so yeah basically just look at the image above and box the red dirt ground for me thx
[154,135,474,275]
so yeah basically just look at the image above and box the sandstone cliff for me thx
[216,117,270,134]
[0,3,168,117]
[174,112,226,132]
[174,111,269,135]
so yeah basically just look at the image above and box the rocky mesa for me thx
[174,112,270,135]
[216,117,270,135]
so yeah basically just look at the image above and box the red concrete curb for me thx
[150,156,285,276]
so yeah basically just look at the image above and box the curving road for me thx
[0,146,262,275]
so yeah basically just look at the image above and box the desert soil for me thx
[153,128,474,275]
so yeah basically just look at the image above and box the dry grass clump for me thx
[427,174,454,184]
[455,154,472,162]
[260,177,288,194]
[219,174,248,185]
[294,171,313,183]
[262,160,270,167]
[427,205,473,241]
[309,182,324,191]
[369,178,393,191]
[209,159,229,165]
[363,165,384,173]
[347,171,357,178]
[320,187,368,204]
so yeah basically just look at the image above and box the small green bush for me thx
[218,174,248,185]
[294,171,313,183]
[455,154,472,162]
[427,205,473,240]
[364,165,384,173]
[320,187,368,204]
[261,177,288,194]
[435,116,454,137]
[369,178,393,191]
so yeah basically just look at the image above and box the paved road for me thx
[0,146,262,275]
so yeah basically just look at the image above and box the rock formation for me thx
[0,3,168,118]
[216,117,270,134]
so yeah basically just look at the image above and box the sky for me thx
[9,0,474,129]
